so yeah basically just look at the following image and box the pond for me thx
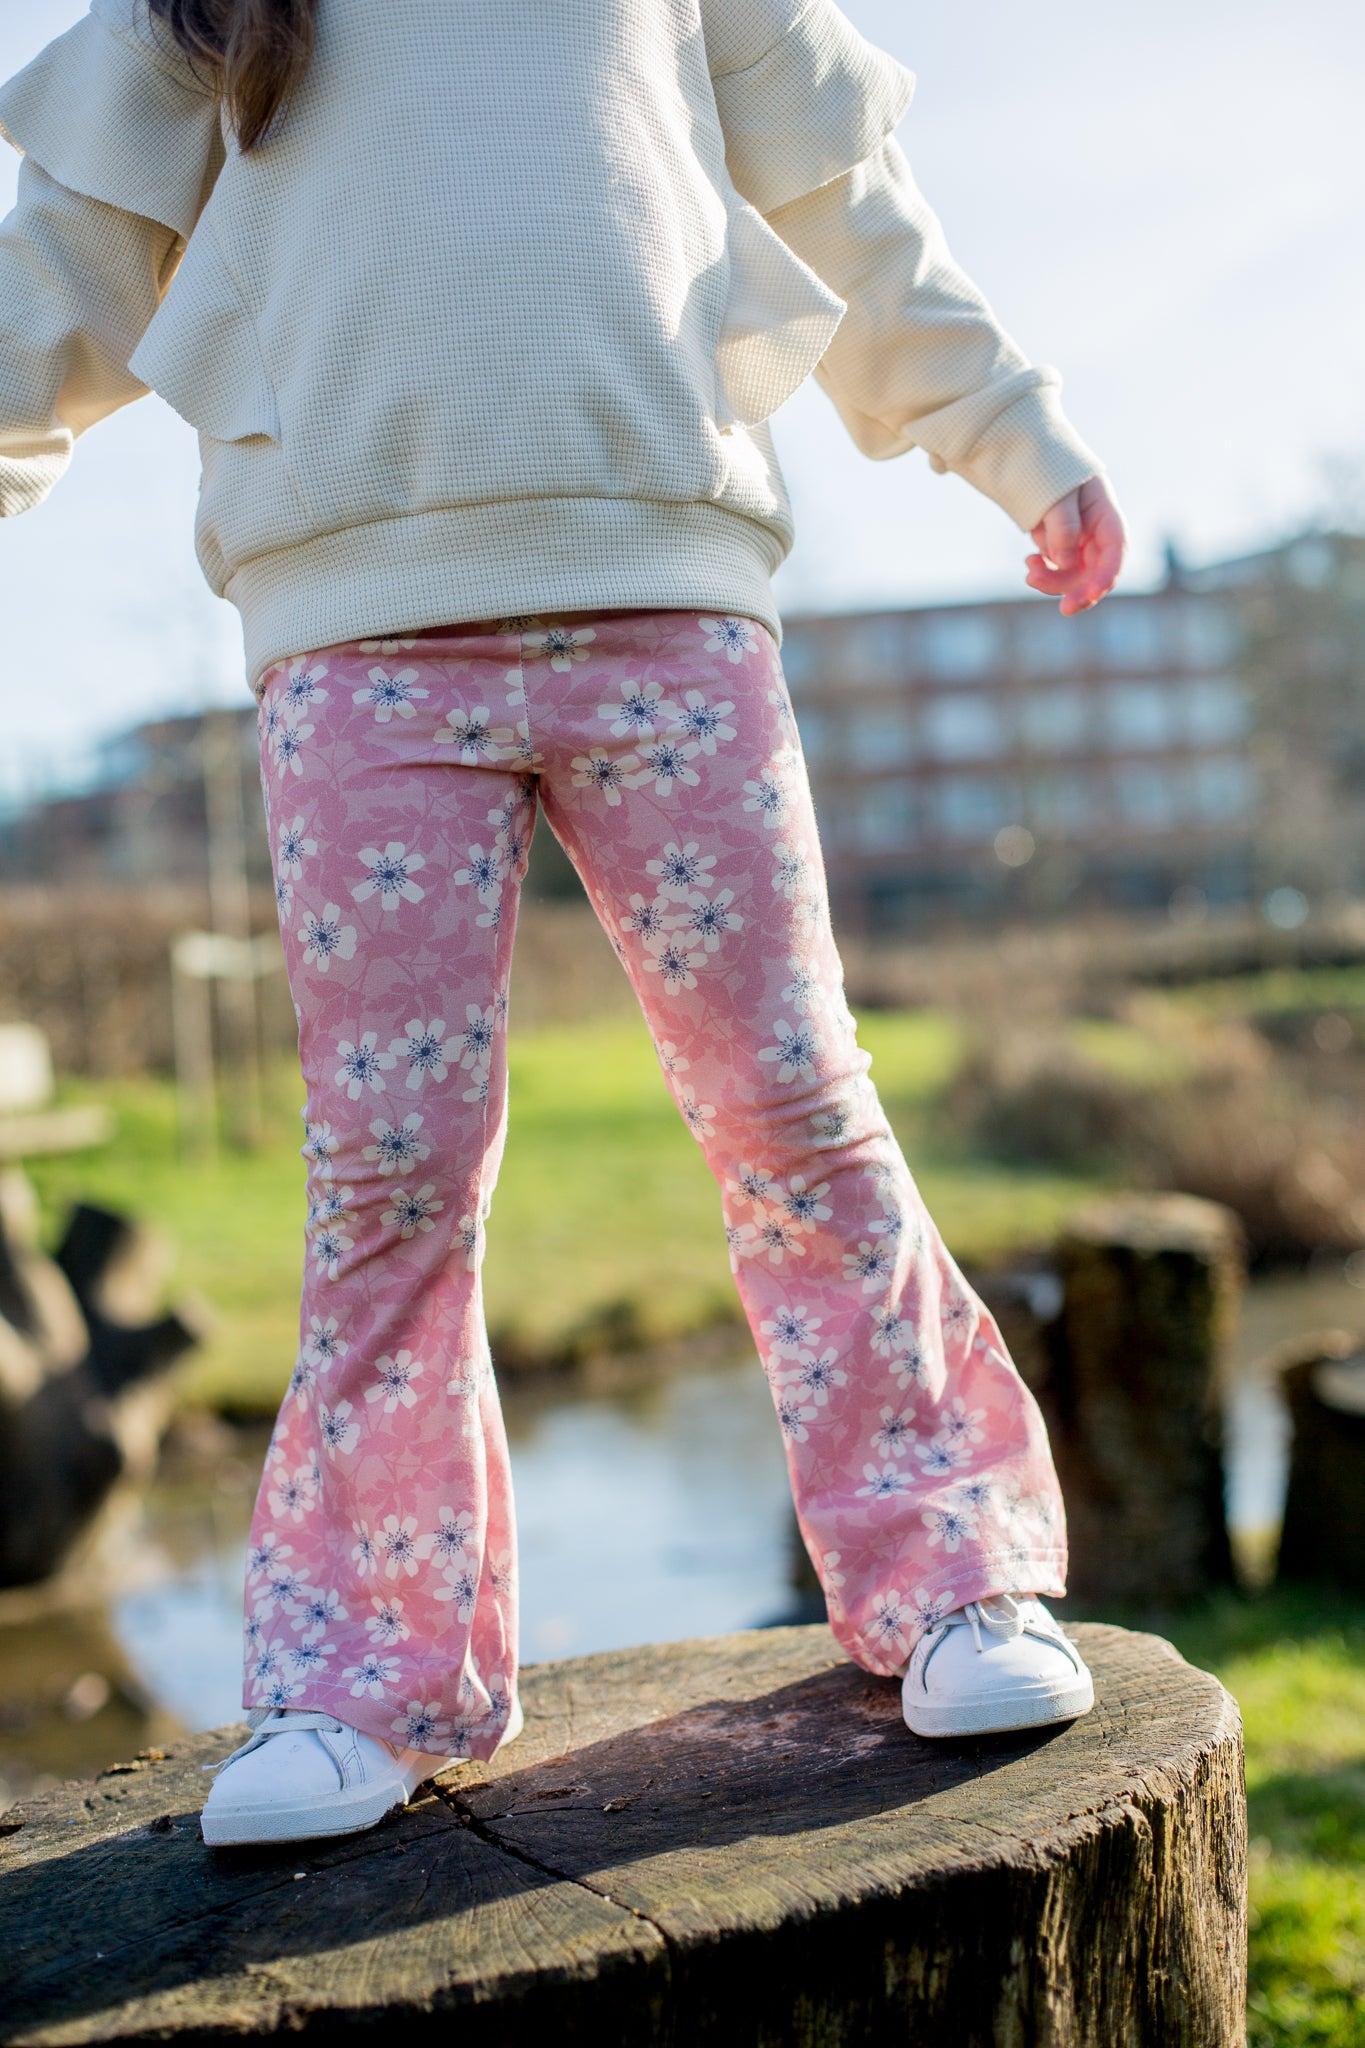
[3,1261,1362,1807]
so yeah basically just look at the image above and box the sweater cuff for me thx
[937,378,1103,532]
[0,439,70,515]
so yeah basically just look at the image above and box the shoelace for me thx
[954,1594,1029,1656]
[202,1709,346,1775]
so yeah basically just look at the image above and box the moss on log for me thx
[0,1623,1246,2047]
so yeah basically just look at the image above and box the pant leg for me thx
[245,632,534,1758]
[526,610,1067,1678]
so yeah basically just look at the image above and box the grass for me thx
[24,1007,1104,1414]
[1160,1590,1365,2048]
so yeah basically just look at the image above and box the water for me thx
[4,1263,1363,1798]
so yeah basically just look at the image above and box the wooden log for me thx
[0,1623,1246,2047]
[1046,1194,1243,1606]
[1275,1333,1365,1591]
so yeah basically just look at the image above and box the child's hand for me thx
[1025,476,1127,615]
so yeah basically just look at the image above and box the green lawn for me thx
[26,1008,1102,1414]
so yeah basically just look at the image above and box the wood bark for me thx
[1276,1334,1365,1591]
[1041,1194,1242,1606]
[0,1622,1247,2047]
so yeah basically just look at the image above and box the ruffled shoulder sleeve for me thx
[0,0,224,240]
[704,0,914,216]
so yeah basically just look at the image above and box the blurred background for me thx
[2,5,1364,2043]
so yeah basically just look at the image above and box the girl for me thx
[0,0,1125,1846]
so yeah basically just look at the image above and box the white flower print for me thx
[364,1112,430,1174]
[453,1212,480,1271]
[278,814,318,879]
[432,1557,480,1620]
[775,1389,818,1442]
[922,1499,981,1552]
[699,615,757,663]
[351,1521,378,1576]
[643,932,706,995]
[526,624,595,669]
[272,719,314,778]
[908,1586,953,1635]
[869,1308,908,1357]
[673,888,742,953]
[935,1397,987,1449]
[778,1174,832,1232]
[673,686,737,753]
[786,1346,847,1406]
[287,1354,315,1408]
[302,1118,339,1178]
[428,1505,476,1566]
[310,1225,353,1280]
[275,875,294,917]
[742,768,788,830]
[753,1211,806,1265]
[677,1086,717,1141]
[303,1313,348,1370]
[447,1358,485,1403]
[390,1018,460,1090]
[310,1183,355,1230]
[597,676,675,738]
[459,1004,497,1070]
[570,753,636,806]
[857,1462,913,1501]
[892,1345,931,1392]
[453,842,503,903]
[382,1184,444,1238]
[782,958,819,1015]
[771,843,809,900]
[656,1040,690,1079]
[365,1349,425,1414]
[299,903,358,973]
[434,705,516,762]
[352,841,427,908]
[366,1594,411,1644]
[758,1017,820,1084]
[268,1462,318,1524]
[375,1513,431,1579]
[247,1531,292,1583]
[810,1102,853,1145]
[842,1240,894,1293]
[915,1435,971,1477]
[318,1398,360,1459]
[619,892,672,944]
[628,737,700,796]
[868,1589,910,1653]
[335,1031,395,1098]
[871,1406,917,1458]
[725,1219,761,1266]
[282,657,329,712]
[392,1699,450,1748]
[359,637,416,654]
[646,840,716,900]
[344,1651,401,1700]
[820,1550,847,1595]
[461,1066,491,1106]
[352,666,428,721]
[731,1162,774,1207]
[289,1586,348,1641]
[759,1303,822,1358]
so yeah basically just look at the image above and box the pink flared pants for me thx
[244,610,1067,1758]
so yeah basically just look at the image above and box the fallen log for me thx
[0,1622,1246,2047]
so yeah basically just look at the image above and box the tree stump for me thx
[1045,1194,1243,1606]
[1276,1333,1365,1592]
[0,1623,1246,2047]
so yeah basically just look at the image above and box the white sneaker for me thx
[900,1595,1094,1739]
[200,1699,523,1846]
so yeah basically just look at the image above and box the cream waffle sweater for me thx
[0,0,1102,683]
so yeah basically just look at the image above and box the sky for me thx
[1,0,1363,796]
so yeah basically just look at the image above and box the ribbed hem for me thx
[959,382,1104,534]
[225,497,788,687]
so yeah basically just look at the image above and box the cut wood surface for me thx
[0,1623,1246,2048]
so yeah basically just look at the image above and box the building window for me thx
[797,709,834,765]
[1019,686,1091,753]
[848,709,915,770]
[921,693,1003,760]
[1104,680,1180,750]
[936,775,1016,841]
[844,616,913,679]
[1115,762,1178,830]
[779,632,822,694]
[1013,606,1083,676]
[920,611,1000,680]
[1029,771,1093,836]
[1176,603,1240,669]
[1094,604,1168,671]
[1190,756,1257,822]
[853,778,917,852]
[1183,677,1248,745]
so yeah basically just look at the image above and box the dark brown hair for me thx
[148,0,316,150]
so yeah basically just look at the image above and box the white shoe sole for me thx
[902,1674,1095,1740]
[201,1696,524,1847]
